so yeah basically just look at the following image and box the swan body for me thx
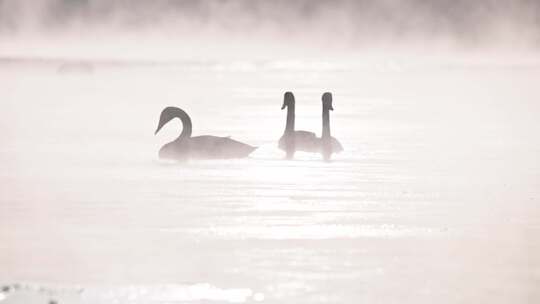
[278,130,316,151]
[278,131,342,153]
[155,107,256,161]
[279,92,343,160]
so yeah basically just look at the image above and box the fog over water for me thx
[1,1,540,304]
[2,0,540,59]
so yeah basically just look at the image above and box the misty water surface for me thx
[0,56,539,303]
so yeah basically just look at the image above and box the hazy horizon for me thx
[1,0,540,61]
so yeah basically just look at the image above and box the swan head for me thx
[281,91,295,110]
[155,106,179,135]
[322,92,333,111]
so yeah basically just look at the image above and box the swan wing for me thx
[279,130,319,152]
[294,130,319,152]
[190,136,256,159]
[295,130,317,139]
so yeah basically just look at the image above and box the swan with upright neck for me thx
[155,107,257,160]
[320,92,343,161]
[278,92,319,159]
[278,91,342,160]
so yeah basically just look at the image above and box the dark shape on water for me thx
[278,91,342,160]
[155,107,257,161]
[278,92,319,159]
[321,92,343,161]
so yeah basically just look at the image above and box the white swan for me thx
[155,107,257,161]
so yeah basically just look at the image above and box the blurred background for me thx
[1,0,540,59]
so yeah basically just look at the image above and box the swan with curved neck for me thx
[155,106,257,160]
[278,91,343,160]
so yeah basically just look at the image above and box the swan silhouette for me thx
[278,92,343,160]
[278,92,319,159]
[155,107,257,160]
[320,92,343,161]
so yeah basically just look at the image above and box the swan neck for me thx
[322,108,331,138]
[175,109,192,141]
[285,104,295,133]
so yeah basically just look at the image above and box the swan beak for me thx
[281,103,286,110]
[329,105,334,111]
[154,124,163,135]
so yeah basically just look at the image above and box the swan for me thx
[278,92,343,160]
[278,92,319,159]
[154,106,257,161]
[320,92,343,161]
